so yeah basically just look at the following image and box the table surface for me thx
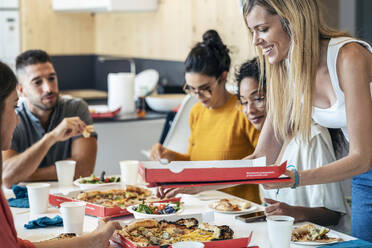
[4,182,355,248]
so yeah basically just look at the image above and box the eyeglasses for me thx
[183,78,219,98]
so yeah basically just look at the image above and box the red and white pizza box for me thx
[112,235,252,248]
[139,158,291,186]
[111,215,253,248]
[49,189,181,218]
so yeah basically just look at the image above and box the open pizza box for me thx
[111,213,253,248]
[49,188,181,218]
[139,157,292,188]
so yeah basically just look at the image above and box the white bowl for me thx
[135,69,159,97]
[172,241,205,248]
[127,202,183,219]
[73,176,121,190]
[145,94,186,112]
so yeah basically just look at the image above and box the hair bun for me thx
[202,30,223,47]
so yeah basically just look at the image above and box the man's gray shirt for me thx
[11,96,95,168]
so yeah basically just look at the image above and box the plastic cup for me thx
[267,215,294,248]
[55,160,76,186]
[26,183,50,214]
[172,241,205,248]
[119,160,139,186]
[60,201,86,235]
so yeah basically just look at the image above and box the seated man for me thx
[2,50,97,188]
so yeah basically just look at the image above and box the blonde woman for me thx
[243,0,372,241]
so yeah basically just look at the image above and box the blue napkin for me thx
[24,215,63,229]
[318,239,372,248]
[7,185,29,208]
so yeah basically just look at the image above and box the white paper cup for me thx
[55,160,76,186]
[26,183,50,214]
[119,160,139,186]
[267,215,294,248]
[60,201,86,235]
[172,241,205,248]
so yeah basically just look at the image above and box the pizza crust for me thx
[127,219,159,231]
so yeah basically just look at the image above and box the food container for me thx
[139,159,292,188]
[49,189,181,218]
[111,215,253,248]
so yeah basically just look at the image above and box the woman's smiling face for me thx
[239,77,266,131]
[246,5,291,64]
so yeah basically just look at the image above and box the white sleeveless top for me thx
[312,37,372,141]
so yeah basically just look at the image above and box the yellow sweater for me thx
[173,95,261,203]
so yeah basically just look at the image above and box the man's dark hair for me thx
[16,49,51,72]
[236,57,266,98]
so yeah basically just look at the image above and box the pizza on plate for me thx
[291,224,343,243]
[76,185,156,208]
[211,198,251,211]
[116,218,234,247]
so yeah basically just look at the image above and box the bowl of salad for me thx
[74,171,121,190]
[127,202,183,219]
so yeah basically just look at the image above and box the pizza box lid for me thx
[49,188,181,218]
[139,158,289,184]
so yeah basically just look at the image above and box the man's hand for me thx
[150,143,175,161]
[50,117,86,142]
[156,186,203,199]
[264,198,303,221]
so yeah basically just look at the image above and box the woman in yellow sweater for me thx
[150,30,260,203]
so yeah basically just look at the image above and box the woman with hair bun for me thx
[151,30,260,202]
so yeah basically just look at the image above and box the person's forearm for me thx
[25,165,57,182]
[293,206,341,226]
[71,137,97,178]
[300,153,371,186]
[33,232,101,248]
[2,133,56,187]
[244,116,283,165]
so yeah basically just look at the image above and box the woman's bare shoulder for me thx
[337,41,372,90]
[337,42,372,68]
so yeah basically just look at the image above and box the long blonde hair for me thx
[243,0,350,140]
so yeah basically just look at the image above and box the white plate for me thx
[73,175,121,190]
[209,199,258,214]
[135,69,159,97]
[127,202,183,219]
[291,231,343,246]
